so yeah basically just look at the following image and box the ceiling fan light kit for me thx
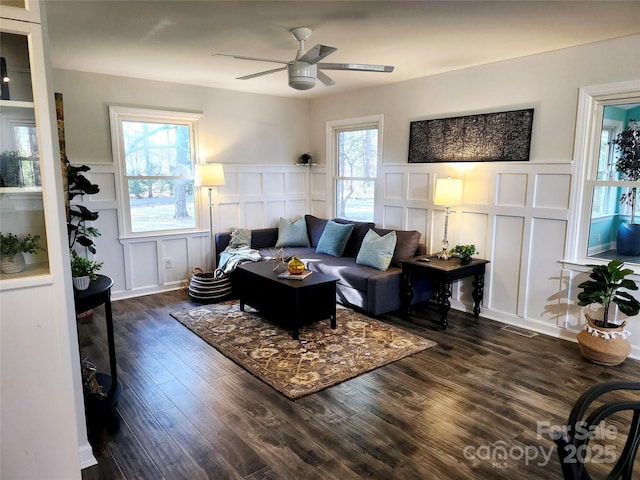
[214,27,394,91]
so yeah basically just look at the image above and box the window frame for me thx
[326,114,383,223]
[109,106,202,238]
[567,81,640,270]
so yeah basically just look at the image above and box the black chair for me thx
[553,381,640,480]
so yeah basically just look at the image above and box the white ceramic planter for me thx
[1,252,26,274]
[73,275,91,290]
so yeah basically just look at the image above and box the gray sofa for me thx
[215,215,433,316]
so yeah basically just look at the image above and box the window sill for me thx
[119,230,210,244]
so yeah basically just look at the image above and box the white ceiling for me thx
[45,1,640,99]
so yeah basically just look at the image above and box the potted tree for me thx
[0,232,43,273]
[576,259,640,365]
[70,248,103,290]
[614,124,640,255]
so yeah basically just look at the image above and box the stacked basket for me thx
[188,267,232,303]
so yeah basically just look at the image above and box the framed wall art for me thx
[408,108,534,163]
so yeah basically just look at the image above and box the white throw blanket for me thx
[218,246,261,273]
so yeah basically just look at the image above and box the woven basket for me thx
[188,267,232,303]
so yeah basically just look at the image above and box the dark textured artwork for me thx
[408,109,534,163]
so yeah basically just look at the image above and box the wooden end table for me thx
[402,256,489,329]
[236,262,338,339]
[74,274,121,410]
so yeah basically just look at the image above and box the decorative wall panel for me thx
[525,218,568,321]
[383,205,403,229]
[407,172,429,201]
[406,207,428,244]
[408,109,534,163]
[491,215,524,313]
[384,173,404,200]
[241,174,262,197]
[533,174,571,209]
[497,173,528,207]
[244,202,265,229]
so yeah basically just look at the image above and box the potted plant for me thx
[449,244,478,264]
[576,259,640,365]
[70,248,103,290]
[613,124,640,255]
[298,152,313,165]
[66,161,101,254]
[0,232,43,273]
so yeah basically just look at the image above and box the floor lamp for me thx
[434,177,462,260]
[195,163,225,271]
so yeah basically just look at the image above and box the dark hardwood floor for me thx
[79,289,640,479]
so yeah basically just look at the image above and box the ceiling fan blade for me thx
[237,66,287,80]
[213,53,290,65]
[319,63,394,73]
[317,70,335,87]
[298,44,338,65]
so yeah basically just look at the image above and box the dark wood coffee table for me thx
[236,262,339,339]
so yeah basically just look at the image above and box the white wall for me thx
[53,35,640,357]
[309,34,640,353]
[53,70,311,299]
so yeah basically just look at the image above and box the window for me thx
[110,107,201,236]
[329,115,382,222]
[568,81,640,267]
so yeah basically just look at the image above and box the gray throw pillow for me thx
[228,227,251,248]
[275,217,311,248]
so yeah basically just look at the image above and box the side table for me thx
[402,256,489,329]
[74,274,121,409]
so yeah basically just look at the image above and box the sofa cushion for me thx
[305,215,328,247]
[333,218,376,257]
[356,229,397,271]
[373,227,421,266]
[275,217,310,248]
[228,227,251,248]
[316,220,354,257]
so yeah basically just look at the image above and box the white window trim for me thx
[109,105,203,238]
[566,80,640,270]
[326,114,383,223]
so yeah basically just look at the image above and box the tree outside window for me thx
[110,107,200,236]
[335,126,378,222]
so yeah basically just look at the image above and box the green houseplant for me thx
[67,161,101,254]
[449,244,478,264]
[576,259,640,365]
[613,123,640,255]
[70,249,103,290]
[0,232,43,273]
[298,152,313,165]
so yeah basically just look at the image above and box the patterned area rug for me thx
[171,301,436,400]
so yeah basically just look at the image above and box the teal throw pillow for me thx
[275,217,310,247]
[316,220,354,257]
[356,229,397,271]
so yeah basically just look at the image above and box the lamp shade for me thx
[434,177,462,206]
[194,163,225,187]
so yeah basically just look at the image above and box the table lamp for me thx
[434,177,462,260]
[195,163,225,271]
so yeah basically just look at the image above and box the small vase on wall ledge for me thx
[297,152,313,165]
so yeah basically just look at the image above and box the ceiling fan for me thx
[213,27,394,91]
